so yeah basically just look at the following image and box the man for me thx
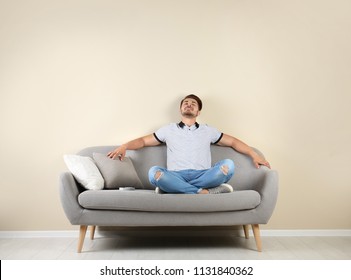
[107,94,270,194]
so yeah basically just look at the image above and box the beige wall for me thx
[1,0,350,231]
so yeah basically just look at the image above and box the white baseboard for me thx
[260,230,351,237]
[0,231,78,238]
[0,229,350,238]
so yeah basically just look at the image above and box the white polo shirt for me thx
[154,122,223,171]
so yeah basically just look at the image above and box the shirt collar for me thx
[178,121,199,129]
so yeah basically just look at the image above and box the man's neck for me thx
[181,118,197,127]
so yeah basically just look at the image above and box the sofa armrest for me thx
[59,172,84,225]
[254,168,279,223]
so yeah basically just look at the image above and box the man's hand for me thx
[252,155,271,169]
[107,145,127,160]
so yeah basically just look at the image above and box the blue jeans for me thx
[148,159,235,194]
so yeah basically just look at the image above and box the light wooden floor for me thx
[1,229,351,260]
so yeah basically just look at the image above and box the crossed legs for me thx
[148,159,234,194]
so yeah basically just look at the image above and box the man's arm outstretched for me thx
[218,134,270,169]
[107,134,160,160]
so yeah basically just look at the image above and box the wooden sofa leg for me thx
[90,226,96,240]
[243,225,250,239]
[78,225,88,253]
[251,224,262,252]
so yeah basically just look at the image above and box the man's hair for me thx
[180,94,203,111]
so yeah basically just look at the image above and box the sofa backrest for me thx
[77,145,268,190]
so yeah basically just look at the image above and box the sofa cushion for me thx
[78,189,261,212]
[93,153,143,189]
[63,154,104,190]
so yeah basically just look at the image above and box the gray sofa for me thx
[59,145,278,252]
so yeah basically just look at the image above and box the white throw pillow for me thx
[63,154,104,190]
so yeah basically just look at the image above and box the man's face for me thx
[180,98,200,118]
